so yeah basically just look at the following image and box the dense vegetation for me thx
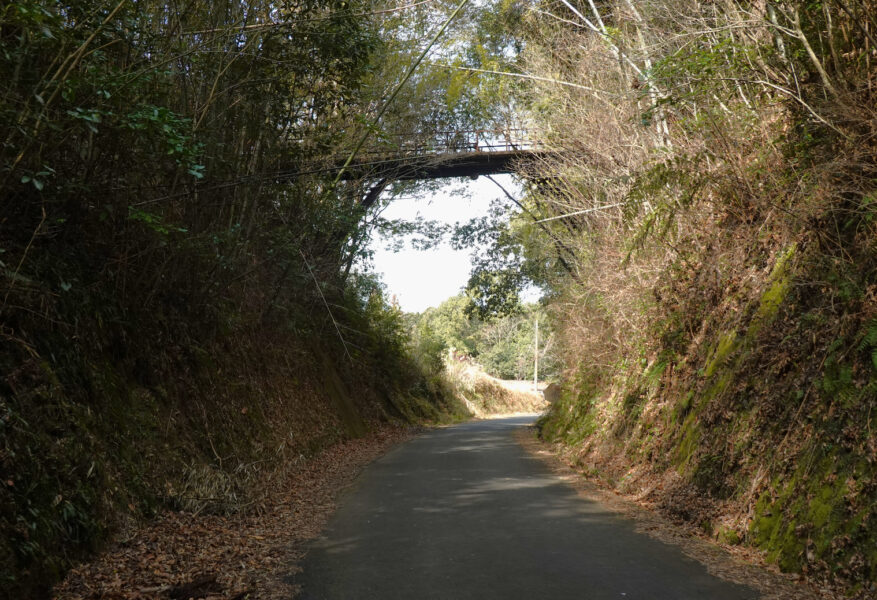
[0,1,493,596]
[408,294,559,381]
[3,0,876,596]
[469,0,876,594]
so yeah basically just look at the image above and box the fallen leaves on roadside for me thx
[53,425,413,600]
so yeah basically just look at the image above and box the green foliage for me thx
[451,200,559,319]
[411,295,480,367]
[465,268,525,318]
[0,386,106,597]
[624,154,709,261]
[651,37,762,110]
[0,0,526,593]
[409,295,558,381]
[536,366,604,446]
[475,304,558,380]
[0,1,476,595]
[373,215,449,252]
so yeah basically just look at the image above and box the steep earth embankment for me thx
[0,2,469,596]
[43,356,544,599]
[1,312,467,599]
[515,2,877,595]
[539,243,877,597]
[51,425,414,600]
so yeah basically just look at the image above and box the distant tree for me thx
[476,304,558,380]
[409,295,559,381]
[411,294,480,362]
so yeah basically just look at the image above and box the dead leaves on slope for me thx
[53,426,412,600]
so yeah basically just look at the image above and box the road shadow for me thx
[294,417,758,600]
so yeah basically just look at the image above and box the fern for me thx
[858,318,877,370]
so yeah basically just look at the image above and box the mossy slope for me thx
[539,243,877,592]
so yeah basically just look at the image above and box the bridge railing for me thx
[357,128,541,158]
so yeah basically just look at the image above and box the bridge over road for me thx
[304,129,554,181]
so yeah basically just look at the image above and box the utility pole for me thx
[533,318,539,391]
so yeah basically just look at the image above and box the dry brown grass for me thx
[517,0,877,592]
[441,357,547,416]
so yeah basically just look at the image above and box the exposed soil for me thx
[53,425,414,600]
[514,426,845,600]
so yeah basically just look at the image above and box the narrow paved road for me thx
[296,416,757,599]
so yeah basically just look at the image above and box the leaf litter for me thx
[53,425,414,600]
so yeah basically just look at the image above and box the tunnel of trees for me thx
[1,0,876,597]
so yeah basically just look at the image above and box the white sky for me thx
[367,174,521,313]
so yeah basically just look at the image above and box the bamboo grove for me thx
[0,1,481,594]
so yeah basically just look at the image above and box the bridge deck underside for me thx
[338,150,548,180]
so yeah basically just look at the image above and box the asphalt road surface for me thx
[296,416,758,599]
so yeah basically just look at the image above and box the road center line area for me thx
[294,416,758,599]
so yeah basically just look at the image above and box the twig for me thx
[332,0,470,185]
[183,0,441,35]
[484,175,580,280]
[792,7,838,97]
[696,77,848,138]
[533,203,625,223]
[426,62,621,97]
[299,250,352,361]
[1,205,46,314]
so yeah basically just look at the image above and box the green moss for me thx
[643,359,668,393]
[678,245,798,476]
[704,330,740,378]
[716,525,742,545]
[751,488,781,543]
[804,459,849,555]
[748,243,796,337]
[749,448,871,576]
[809,479,843,530]
[669,389,695,424]
[675,410,701,469]
[616,388,646,436]
[565,397,599,444]
[537,374,602,445]
[751,476,807,572]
